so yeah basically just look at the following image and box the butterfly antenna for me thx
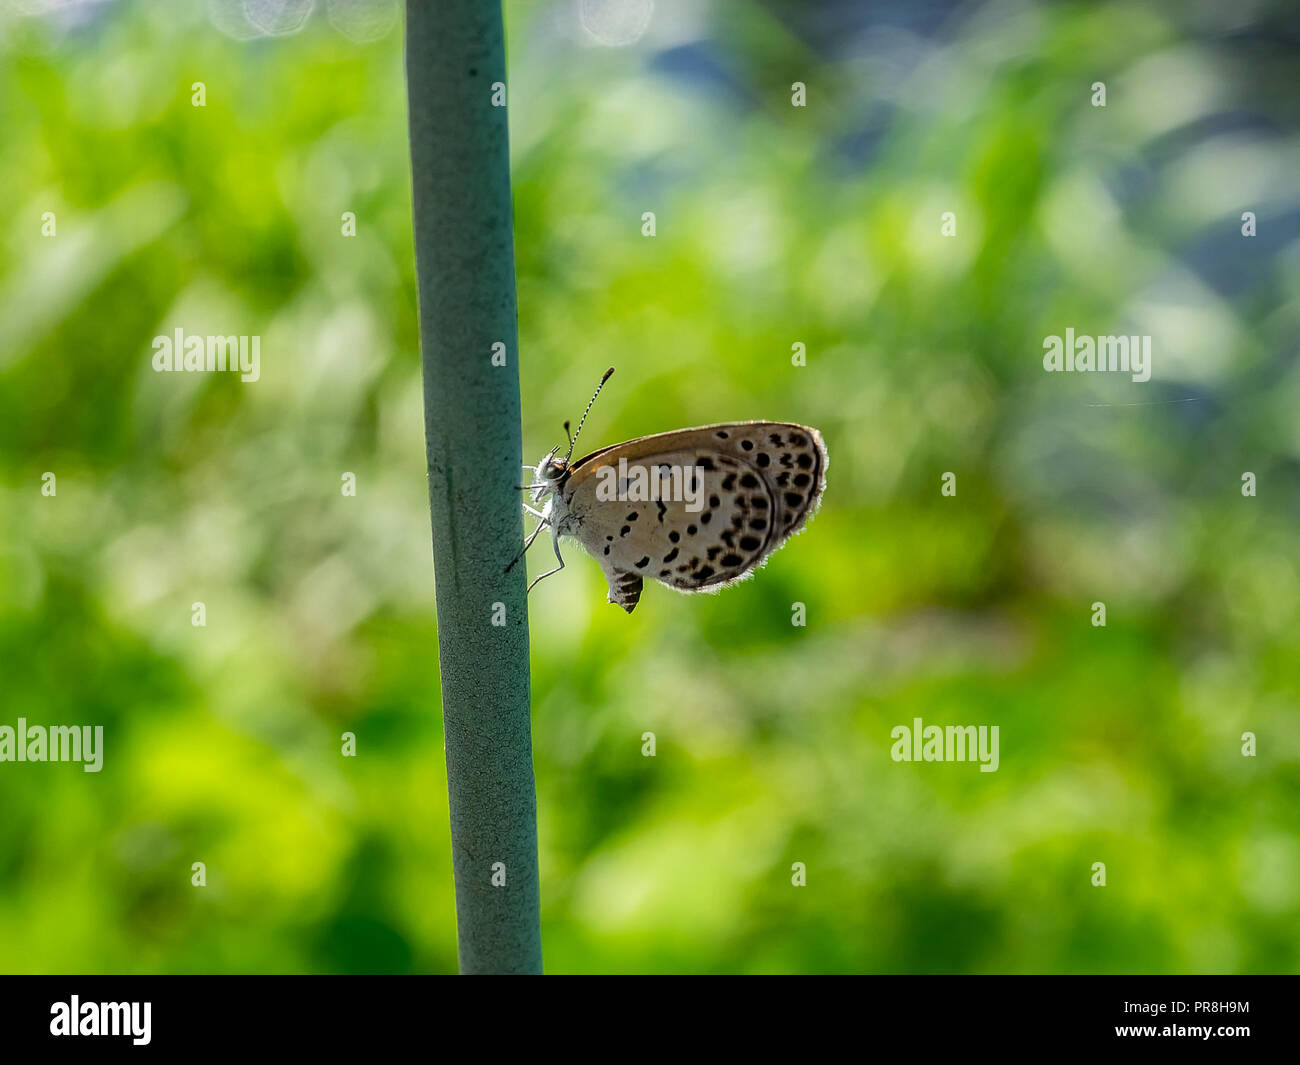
[563,420,573,450]
[565,367,615,463]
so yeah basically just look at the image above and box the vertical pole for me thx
[405,0,542,974]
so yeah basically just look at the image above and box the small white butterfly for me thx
[511,369,828,613]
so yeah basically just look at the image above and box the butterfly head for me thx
[531,448,570,503]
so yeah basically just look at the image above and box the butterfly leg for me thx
[526,524,566,594]
[504,517,549,575]
[522,502,546,520]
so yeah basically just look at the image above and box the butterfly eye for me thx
[542,460,563,480]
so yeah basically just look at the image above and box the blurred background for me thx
[1,0,1298,973]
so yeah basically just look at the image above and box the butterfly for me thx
[509,369,827,613]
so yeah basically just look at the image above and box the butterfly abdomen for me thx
[609,571,643,613]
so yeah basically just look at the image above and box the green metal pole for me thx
[404,0,541,974]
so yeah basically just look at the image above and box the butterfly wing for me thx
[560,422,827,612]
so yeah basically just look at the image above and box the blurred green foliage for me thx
[1,0,1298,973]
